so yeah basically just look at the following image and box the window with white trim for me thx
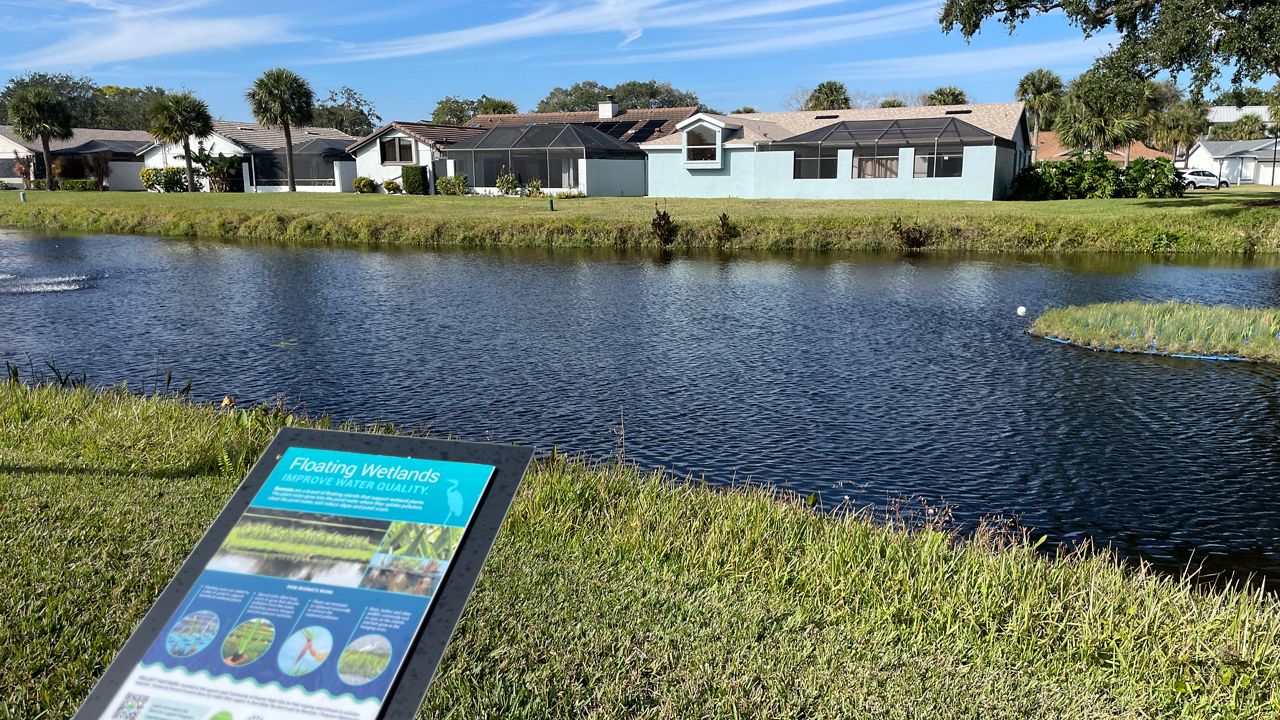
[685,127,718,162]
[380,137,414,164]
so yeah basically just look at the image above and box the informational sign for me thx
[74,428,533,720]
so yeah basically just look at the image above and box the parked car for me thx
[1183,169,1229,189]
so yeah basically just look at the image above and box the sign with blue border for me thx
[74,429,533,720]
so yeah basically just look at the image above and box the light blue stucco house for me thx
[642,103,1032,201]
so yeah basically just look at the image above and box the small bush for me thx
[651,203,677,247]
[58,179,98,192]
[353,176,376,194]
[496,168,520,196]
[891,217,929,250]
[30,180,46,190]
[435,175,468,196]
[556,190,588,199]
[1011,154,1184,201]
[140,167,200,193]
[524,178,543,197]
[713,212,737,247]
[401,165,427,195]
[382,179,402,194]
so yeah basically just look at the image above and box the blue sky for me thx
[2,0,1123,121]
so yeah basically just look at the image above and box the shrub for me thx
[1011,153,1183,201]
[523,178,543,197]
[651,203,677,247]
[30,180,46,190]
[353,176,376,194]
[435,175,468,196]
[401,165,427,195]
[890,217,929,250]
[556,190,588,199]
[140,167,201,193]
[713,212,737,247]
[495,168,520,196]
[382,179,402,194]
[58,179,98,192]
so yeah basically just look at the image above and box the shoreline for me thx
[4,383,1279,717]
[2,190,1278,253]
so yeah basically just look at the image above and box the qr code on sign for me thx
[111,693,149,720]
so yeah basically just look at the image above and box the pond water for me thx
[3,230,1280,584]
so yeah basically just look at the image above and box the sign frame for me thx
[73,426,535,720]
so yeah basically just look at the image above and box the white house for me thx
[139,120,356,192]
[1185,139,1280,185]
[346,122,484,192]
[0,125,150,190]
[641,103,1031,201]
[441,123,647,196]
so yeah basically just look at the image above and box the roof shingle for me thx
[468,106,698,144]
[347,121,485,153]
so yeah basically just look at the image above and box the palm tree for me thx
[879,98,907,108]
[147,92,213,193]
[805,81,851,111]
[1055,93,1146,156]
[7,86,73,191]
[1015,69,1064,159]
[1150,100,1208,162]
[246,68,314,192]
[925,86,968,106]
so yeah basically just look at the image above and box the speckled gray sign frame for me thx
[73,427,534,720]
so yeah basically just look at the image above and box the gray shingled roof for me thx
[210,120,354,153]
[1197,139,1277,158]
[0,125,152,153]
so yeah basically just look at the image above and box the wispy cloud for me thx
[830,34,1120,79]
[7,0,297,69]
[601,1,941,63]
[326,0,851,63]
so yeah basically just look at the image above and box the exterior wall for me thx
[991,146,1018,200]
[0,135,34,186]
[351,130,441,193]
[1185,145,1251,184]
[107,162,145,191]
[144,134,243,169]
[1258,161,1278,186]
[582,158,646,196]
[646,144,1005,201]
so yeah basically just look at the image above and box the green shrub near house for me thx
[140,167,201,193]
[352,176,376,194]
[401,165,428,195]
[57,179,98,192]
[1012,155,1184,200]
[435,175,467,196]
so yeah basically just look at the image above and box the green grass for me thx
[2,186,1279,253]
[2,383,1279,718]
[1031,301,1280,362]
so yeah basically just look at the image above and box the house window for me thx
[856,154,899,179]
[685,127,718,162]
[380,137,414,164]
[913,151,963,178]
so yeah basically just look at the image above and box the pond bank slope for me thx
[2,190,1279,253]
[2,384,1278,718]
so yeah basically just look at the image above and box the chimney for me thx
[599,94,620,120]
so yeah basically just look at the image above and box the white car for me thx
[1183,169,1230,189]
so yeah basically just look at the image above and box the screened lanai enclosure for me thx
[247,138,352,189]
[444,123,646,194]
[763,116,1008,180]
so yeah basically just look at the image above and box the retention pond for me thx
[3,231,1280,584]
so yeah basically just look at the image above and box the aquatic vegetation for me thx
[1031,301,1280,362]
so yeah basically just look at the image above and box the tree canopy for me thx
[430,95,518,125]
[940,0,1280,95]
[1209,114,1269,141]
[0,72,167,130]
[805,81,852,111]
[1213,87,1270,107]
[534,80,699,113]
[1054,69,1150,155]
[879,98,907,108]
[246,68,314,192]
[147,91,214,192]
[925,86,968,106]
[313,86,381,137]
[1015,69,1065,144]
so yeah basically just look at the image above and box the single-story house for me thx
[1185,139,1280,185]
[468,97,698,144]
[442,123,647,196]
[0,126,151,190]
[641,103,1031,201]
[1034,130,1168,164]
[347,121,485,192]
[139,120,357,192]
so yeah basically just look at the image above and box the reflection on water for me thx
[4,230,1280,584]
[208,552,366,587]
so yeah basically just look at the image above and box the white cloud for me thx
[8,1,295,69]
[831,34,1120,79]
[327,0,851,63]
[601,0,941,63]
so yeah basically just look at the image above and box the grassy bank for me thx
[2,188,1279,253]
[2,384,1278,718]
[1031,301,1280,362]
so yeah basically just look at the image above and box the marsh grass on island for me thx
[1031,301,1280,362]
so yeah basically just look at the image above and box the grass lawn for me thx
[2,383,1278,718]
[1,185,1278,253]
[1031,301,1280,362]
